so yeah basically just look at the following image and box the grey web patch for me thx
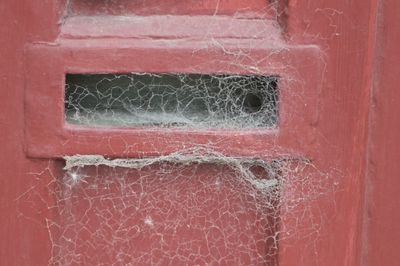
[65,73,279,129]
[30,147,334,265]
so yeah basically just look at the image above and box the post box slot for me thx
[65,73,279,129]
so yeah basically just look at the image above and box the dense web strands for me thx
[17,4,339,263]
[31,147,331,266]
[11,0,340,266]
[57,149,282,265]
[18,69,335,265]
[65,74,279,129]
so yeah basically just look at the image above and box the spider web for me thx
[17,1,341,265]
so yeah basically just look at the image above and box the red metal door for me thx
[1,0,399,265]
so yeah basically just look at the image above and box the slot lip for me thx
[63,123,280,136]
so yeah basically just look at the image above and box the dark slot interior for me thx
[65,73,279,129]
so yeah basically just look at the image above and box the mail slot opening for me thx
[65,73,279,129]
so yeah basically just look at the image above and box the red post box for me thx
[1,0,399,265]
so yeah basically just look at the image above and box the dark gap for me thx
[65,73,279,129]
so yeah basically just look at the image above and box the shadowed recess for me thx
[65,73,279,129]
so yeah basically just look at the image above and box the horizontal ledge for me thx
[65,124,280,136]
[61,15,282,41]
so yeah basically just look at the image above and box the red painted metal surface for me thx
[0,0,399,265]
[280,1,377,265]
[361,0,400,265]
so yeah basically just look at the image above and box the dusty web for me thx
[32,64,327,263]
[23,55,333,265]
[17,1,342,265]
[18,147,334,265]
[65,74,279,129]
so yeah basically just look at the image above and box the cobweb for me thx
[23,62,333,265]
[17,1,341,265]
[19,147,334,265]
[65,74,279,129]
